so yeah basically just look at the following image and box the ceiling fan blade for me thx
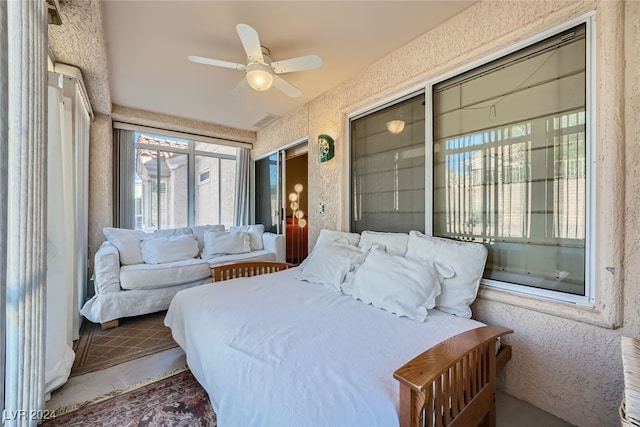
[272,75,301,98]
[271,55,323,74]
[231,78,250,96]
[236,23,264,63]
[188,55,246,71]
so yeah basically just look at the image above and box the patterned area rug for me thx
[44,369,216,426]
[71,311,178,377]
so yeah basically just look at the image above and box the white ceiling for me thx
[98,1,475,132]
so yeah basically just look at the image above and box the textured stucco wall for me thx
[87,113,112,293]
[255,1,638,425]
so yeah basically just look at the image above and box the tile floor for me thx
[47,347,575,426]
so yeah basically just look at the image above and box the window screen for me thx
[350,93,426,233]
[432,24,587,295]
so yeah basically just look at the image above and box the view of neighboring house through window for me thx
[133,132,237,231]
[432,23,588,297]
[349,21,591,301]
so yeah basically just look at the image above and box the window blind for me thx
[350,93,426,233]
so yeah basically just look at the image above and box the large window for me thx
[350,93,426,233]
[117,128,240,232]
[432,23,588,297]
[349,21,592,301]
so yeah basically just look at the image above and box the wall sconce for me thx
[386,120,405,134]
[318,134,335,163]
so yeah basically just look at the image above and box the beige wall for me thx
[254,1,638,425]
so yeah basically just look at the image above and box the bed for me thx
[165,230,512,427]
[166,246,512,427]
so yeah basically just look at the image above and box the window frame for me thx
[115,121,247,231]
[425,15,596,307]
[345,13,619,327]
[135,137,237,229]
[348,90,427,233]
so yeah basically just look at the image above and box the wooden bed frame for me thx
[213,261,513,427]
[211,260,294,281]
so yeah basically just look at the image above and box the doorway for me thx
[254,141,308,264]
[284,151,308,263]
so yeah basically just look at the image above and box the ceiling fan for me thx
[188,23,322,98]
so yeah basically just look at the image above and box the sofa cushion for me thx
[201,231,251,260]
[228,224,265,250]
[103,227,147,265]
[152,227,193,238]
[120,258,211,290]
[141,235,199,264]
[191,224,226,253]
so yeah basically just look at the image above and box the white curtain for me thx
[233,147,251,226]
[43,69,92,395]
[74,86,90,338]
[44,83,75,396]
[0,0,8,411]
[3,0,49,425]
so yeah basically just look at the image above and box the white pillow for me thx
[314,229,361,249]
[300,229,362,270]
[229,224,265,251]
[191,224,226,253]
[406,231,488,318]
[140,235,199,264]
[299,241,367,292]
[202,230,251,259]
[152,227,193,238]
[103,227,147,265]
[343,247,453,322]
[358,230,409,256]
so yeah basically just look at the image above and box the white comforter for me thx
[165,267,484,427]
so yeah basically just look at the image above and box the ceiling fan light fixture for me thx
[246,62,273,91]
[386,120,405,134]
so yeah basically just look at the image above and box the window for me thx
[350,93,426,233]
[432,23,589,298]
[349,20,592,303]
[120,130,239,232]
[198,168,211,184]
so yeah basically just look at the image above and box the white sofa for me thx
[80,224,285,326]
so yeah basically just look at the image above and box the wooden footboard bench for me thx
[211,260,294,281]
[394,325,513,427]
[212,260,513,427]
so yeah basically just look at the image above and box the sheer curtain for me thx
[0,0,8,411]
[3,0,49,424]
[44,83,75,395]
[234,147,250,226]
[74,87,90,338]
[113,128,136,229]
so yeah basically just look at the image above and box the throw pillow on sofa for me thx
[228,224,265,251]
[141,234,199,264]
[202,230,251,260]
[103,227,147,265]
[152,227,193,238]
[191,224,226,254]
